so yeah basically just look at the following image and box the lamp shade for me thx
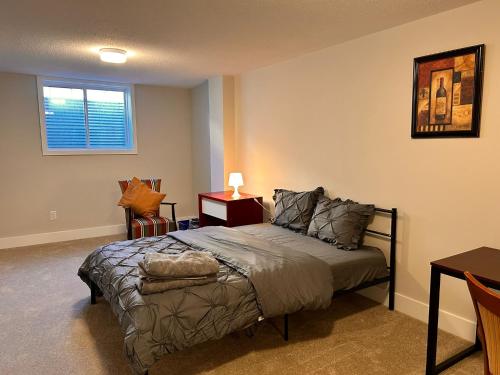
[228,172,243,187]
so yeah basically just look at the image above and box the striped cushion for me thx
[131,216,169,239]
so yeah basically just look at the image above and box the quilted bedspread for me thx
[78,227,333,374]
[78,235,260,374]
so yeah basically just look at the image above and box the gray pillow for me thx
[307,196,375,250]
[272,187,324,233]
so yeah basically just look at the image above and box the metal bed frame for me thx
[273,207,398,341]
[91,206,397,375]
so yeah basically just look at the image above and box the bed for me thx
[78,207,396,375]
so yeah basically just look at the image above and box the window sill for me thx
[42,149,138,156]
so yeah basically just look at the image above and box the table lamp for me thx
[228,172,244,198]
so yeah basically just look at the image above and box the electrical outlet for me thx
[49,211,57,221]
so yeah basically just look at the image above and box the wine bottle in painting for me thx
[435,77,447,123]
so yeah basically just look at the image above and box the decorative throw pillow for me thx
[307,196,375,250]
[118,177,142,206]
[272,187,324,233]
[118,177,166,217]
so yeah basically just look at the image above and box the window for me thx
[37,77,136,154]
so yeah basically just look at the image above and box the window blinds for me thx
[40,80,134,153]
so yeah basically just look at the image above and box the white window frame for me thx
[37,76,138,155]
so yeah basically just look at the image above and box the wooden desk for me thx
[426,247,500,374]
[198,191,263,227]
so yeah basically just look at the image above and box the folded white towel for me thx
[137,273,218,295]
[139,251,219,278]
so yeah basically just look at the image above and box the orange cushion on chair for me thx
[118,177,142,206]
[118,177,166,217]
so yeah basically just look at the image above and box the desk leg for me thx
[425,267,441,375]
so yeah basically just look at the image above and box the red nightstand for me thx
[198,191,263,227]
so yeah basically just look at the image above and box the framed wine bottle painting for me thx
[411,44,484,138]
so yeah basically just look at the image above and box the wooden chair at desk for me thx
[465,271,500,375]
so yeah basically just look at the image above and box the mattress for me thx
[238,223,389,292]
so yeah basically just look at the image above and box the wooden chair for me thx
[118,178,177,240]
[465,271,500,375]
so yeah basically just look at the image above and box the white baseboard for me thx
[0,215,196,250]
[395,292,476,343]
[0,224,126,250]
[357,286,476,343]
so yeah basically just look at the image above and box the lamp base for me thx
[232,186,241,199]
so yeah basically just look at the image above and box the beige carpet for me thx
[0,235,483,375]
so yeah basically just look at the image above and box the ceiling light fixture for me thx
[99,48,128,64]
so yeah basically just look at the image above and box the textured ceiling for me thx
[0,0,478,87]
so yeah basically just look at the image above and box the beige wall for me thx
[236,0,499,331]
[191,80,212,199]
[0,72,194,237]
[191,76,237,198]
[223,76,236,191]
[208,77,225,191]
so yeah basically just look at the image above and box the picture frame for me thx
[411,44,485,138]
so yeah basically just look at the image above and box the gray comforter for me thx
[78,226,333,374]
[170,227,333,317]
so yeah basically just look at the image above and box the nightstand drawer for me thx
[201,198,227,220]
[198,191,263,227]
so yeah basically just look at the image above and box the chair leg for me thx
[171,204,177,231]
[126,208,133,240]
